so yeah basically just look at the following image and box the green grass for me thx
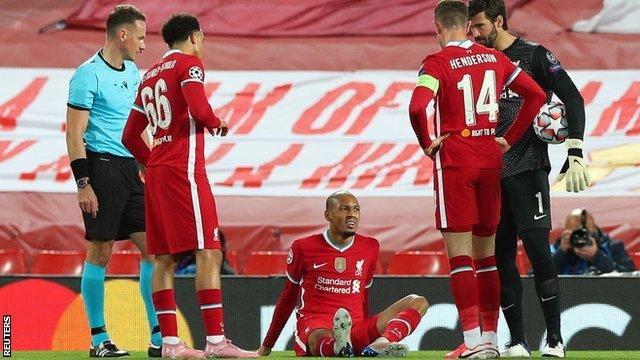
[9,350,640,359]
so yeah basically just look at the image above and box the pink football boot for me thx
[204,338,258,358]
[162,341,206,358]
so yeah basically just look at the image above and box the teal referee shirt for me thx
[67,50,141,158]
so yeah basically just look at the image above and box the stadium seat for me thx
[375,257,384,274]
[244,251,288,276]
[632,253,640,269]
[0,249,27,275]
[31,251,84,275]
[614,229,640,247]
[106,251,141,275]
[624,237,640,252]
[226,250,238,272]
[601,224,622,234]
[548,228,563,243]
[387,251,449,275]
[516,250,532,275]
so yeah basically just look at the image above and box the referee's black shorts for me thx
[500,169,552,233]
[83,150,145,241]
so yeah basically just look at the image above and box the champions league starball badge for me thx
[188,66,203,81]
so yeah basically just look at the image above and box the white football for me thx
[533,101,569,144]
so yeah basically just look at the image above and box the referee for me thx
[65,5,161,358]
[468,0,591,358]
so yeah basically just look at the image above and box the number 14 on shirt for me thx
[456,70,499,126]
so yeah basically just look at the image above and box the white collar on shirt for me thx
[162,49,184,58]
[445,39,473,49]
[323,229,355,253]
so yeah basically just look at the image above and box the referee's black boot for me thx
[148,342,162,357]
[89,340,130,357]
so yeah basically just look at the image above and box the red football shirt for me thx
[127,50,220,173]
[286,231,379,323]
[417,40,520,170]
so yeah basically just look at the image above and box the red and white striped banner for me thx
[0,68,639,196]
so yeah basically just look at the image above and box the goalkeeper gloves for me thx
[557,138,591,192]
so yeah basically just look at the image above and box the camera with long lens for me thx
[570,208,594,248]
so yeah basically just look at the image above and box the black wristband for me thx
[70,158,90,181]
[568,148,583,158]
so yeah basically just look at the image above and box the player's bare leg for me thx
[130,232,162,357]
[362,295,428,357]
[86,240,114,267]
[197,249,257,358]
[374,294,429,331]
[442,231,485,359]
[471,233,500,358]
[194,248,222,290]
[152,254,205,358]
[444,231,473,257]
[152,254,178,291]
[130,232,152,263]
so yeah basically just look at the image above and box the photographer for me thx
[552,209,636,275]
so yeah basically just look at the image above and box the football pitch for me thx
[10,351,640,359]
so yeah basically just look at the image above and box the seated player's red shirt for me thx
[286,231,380,323]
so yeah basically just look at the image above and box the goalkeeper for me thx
[467,0,590,358]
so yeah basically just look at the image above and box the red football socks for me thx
[474,256,500,333]
[197,289,225,337]
[449,255,481,348]
[382,308,422,342]
[315,335,335,357]
[449,256,480,331]
[152,289,178,338]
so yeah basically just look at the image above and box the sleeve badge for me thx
[287,248,294,264]
[188,66,204,81]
